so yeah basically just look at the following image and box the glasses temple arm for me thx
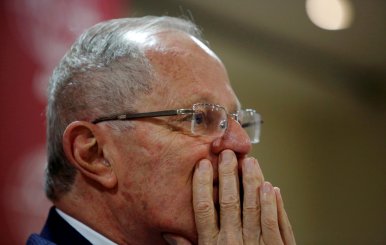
[92,109,195,124]
[241,120,264,128]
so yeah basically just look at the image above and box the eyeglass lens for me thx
[238,109,261,144]
[191,104,261,144]
[191,104,227,138]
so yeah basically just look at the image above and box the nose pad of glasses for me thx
[219,119,227,130]
[211,116,252,155]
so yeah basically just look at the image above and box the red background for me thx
[0,1,126,243]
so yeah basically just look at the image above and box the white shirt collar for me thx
[56,208,118,245]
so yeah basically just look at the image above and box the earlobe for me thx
[63,121,117,189]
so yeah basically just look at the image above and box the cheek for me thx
[147,137,211,184]
[142,168,196,235]
[113,125,212,234]
[141,140,210,215]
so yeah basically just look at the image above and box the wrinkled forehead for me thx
[142,31,241,112]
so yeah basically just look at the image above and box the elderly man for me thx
[27,16,295,245]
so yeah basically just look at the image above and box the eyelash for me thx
[176,114,193,122]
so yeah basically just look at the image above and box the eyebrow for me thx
[229,102,241,113]
[182,95,212,108]
[183,96,240,113]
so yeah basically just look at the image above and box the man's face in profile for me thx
[99,32,252,241]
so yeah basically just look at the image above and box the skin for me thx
[58,31,295,244]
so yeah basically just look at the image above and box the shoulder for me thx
[26,234,56,245]
[27,207,91,245]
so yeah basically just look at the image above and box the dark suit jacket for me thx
[26,207,92,245]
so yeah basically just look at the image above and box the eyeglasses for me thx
[92,103,262,144]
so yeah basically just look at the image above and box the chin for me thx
[151,197,198,243]
[168,185,219,244]
[157,215,198,244]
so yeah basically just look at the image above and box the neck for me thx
[54,175,168,245]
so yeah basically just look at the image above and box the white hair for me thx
[45,16,203,200]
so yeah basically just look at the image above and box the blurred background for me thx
[0,0,385,244]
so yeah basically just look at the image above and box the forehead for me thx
[143,31,240,112]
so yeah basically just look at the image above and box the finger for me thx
[193,159,218,244]
[241,157,264,244]
[218,150,242,239]
[261,181,283,245]
[274,187,296,245]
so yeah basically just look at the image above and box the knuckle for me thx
[197,175,211,185]
[243,227,260,242]
[194,200,214,215]
[262,217,278,230]
[219,164,237,176]
[218,231,242,244]
[243,204,260,214]
[195,171,211,185]
[198,237,217,245]
[243,189,259,208]
[220,194,240,210]
[220,168,237,177]
[243,170,257,182]
[261,196,273,206]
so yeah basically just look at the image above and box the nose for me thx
[211,117,252,156]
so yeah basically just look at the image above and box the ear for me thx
[63,121,117,189]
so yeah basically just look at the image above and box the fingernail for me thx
[199,160,210,171]
[262,182,272,193]
[221,150,233,164]
[245,157,254,171]
[274,187,282,199]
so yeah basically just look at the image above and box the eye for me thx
[194,112,205,125]
[177,114,193,122]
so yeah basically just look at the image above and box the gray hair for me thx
[46,16,203,201]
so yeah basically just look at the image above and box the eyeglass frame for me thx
[91,103,262,143]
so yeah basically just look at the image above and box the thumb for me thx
[163,233,192,245]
